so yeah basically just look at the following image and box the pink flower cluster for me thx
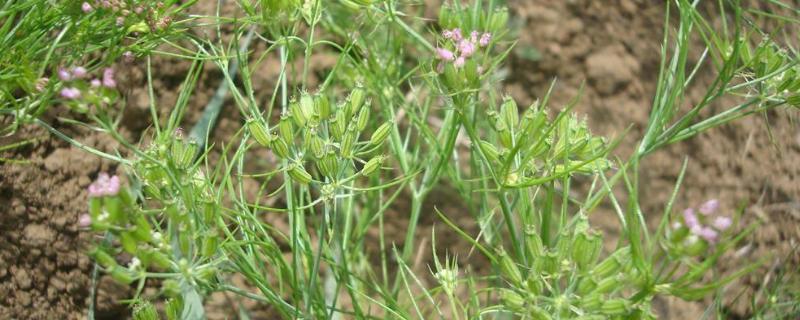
[435,28,492,68]
[58,66,116,100]
[682,199,731,243]
[88,173,121,198]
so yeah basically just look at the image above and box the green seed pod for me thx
[288,163,313,184]
[299,92,314,124]
[110,266,135,284]
[133,302,158,320]
[443,63,460,90]
[600,298,630,316]
[360,155,384,176]
[577,277,598,295]
[477,140,500,163]
[120,231,138,254]
[161,280,181,298]
[464,59,480,87]
[355,104,370,132]
[90,247,117,268]
[786,94,800,107]
[348,85,366,117]
[490,8,509,33]
[340,129,356,159]
[591,273,624,295]
[501,96,519,128]
[278,114,294,144]
[572,230,602,271]
[317,150,339,178]
[528,306,552,320]
[524,225,544,259]
[289,98,307,127]
[309,134,326,159]
[177,140,198,168]
[89,197,102,219]
[535,250,559,275]
[202,231,219,258]
[684,235,709,256]
[526,275,543,295]
[202,199,217,223]
[496,247,523,285]
[247,118,273,147]
[104,197,123,224]
[330,111,346,141]
[315,94,331,119]
[132,214,153,243]
[499,288,525,311]
[269,137,291,159]
[178,229,190,255]
[591,247,629,278]
[369,121,392,147]
[668,224,689,243]
[148,250,172,269]
[580,293,603,311]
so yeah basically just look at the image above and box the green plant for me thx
[6,0,798,318]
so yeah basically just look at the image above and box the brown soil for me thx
[1,0,798,319]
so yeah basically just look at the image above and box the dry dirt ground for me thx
[1,0,798,319]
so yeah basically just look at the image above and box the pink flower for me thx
[451,28,463,41]
[453,56,465,68]
[458,39,475,57]
[682,208,699,229]
[712,216,732,231]
[697,226,718,243]
[116,17,125,26]
[58,68,72,81]
[78,214,92,228]
[102,68,116,88]
[436,48,455,61]
[442,29,454,39]
[72,66,87,78]
[60,87,81,99]
[470,31,479,43]
[479,32,492,47]
[699,199,719,215]
[88,173,121,197]
[81,2,92,13]
[90,79,101,87]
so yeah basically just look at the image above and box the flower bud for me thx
[110,266,135,284]
[369,121,392,147]
[355,105,370,132]
[360,155,385,176]
[247,118,273,147]
[288,163,313,184]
